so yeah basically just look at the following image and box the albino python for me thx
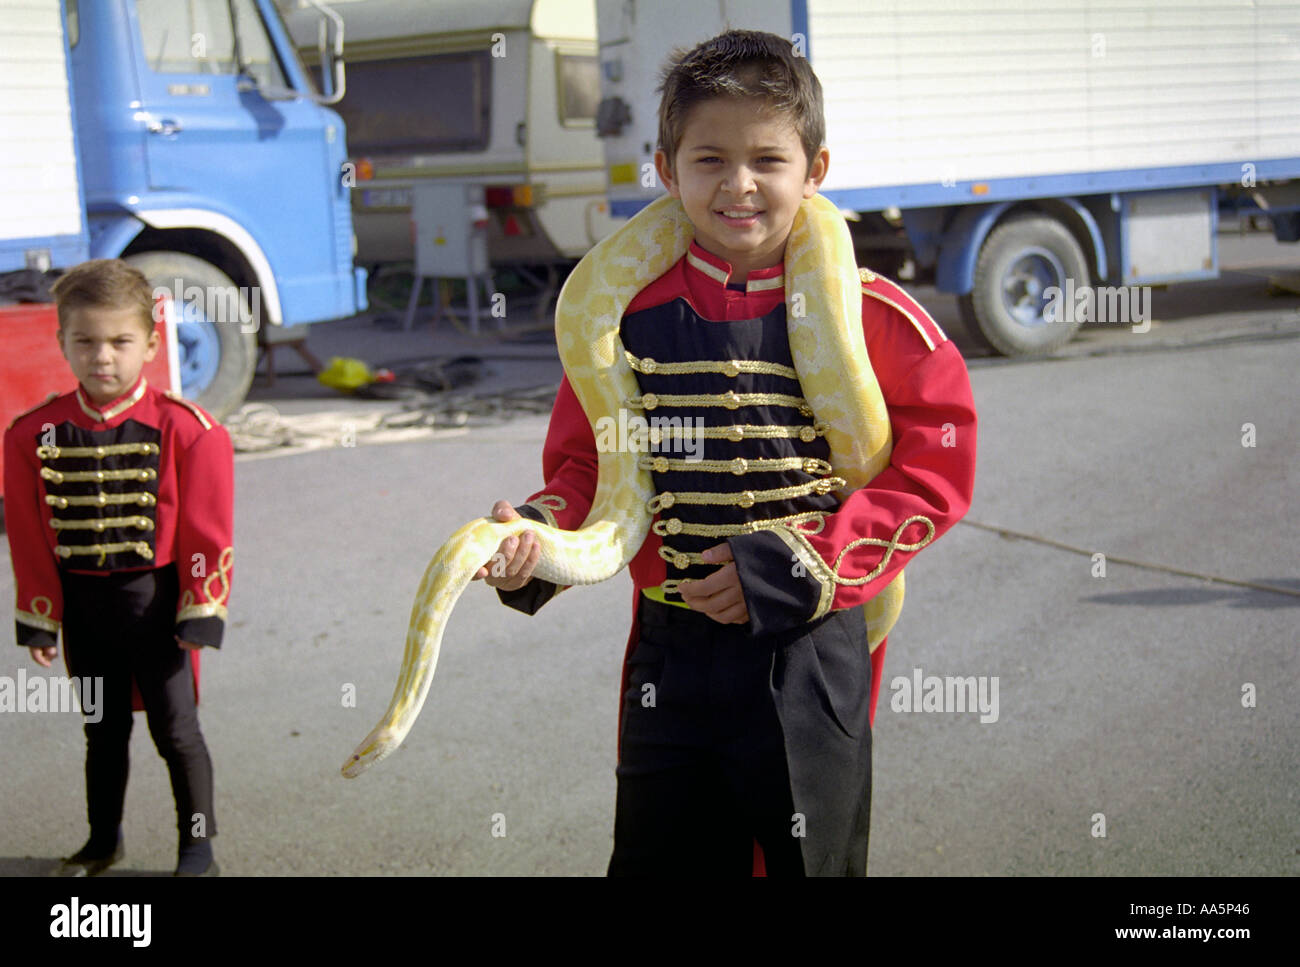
[342,192,910,778]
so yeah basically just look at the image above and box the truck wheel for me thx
[960,214,1090,356]
[124,252,257,421]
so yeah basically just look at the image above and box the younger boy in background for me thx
[4,259,233,876]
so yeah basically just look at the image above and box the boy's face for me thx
[58,305,160,406]
[655,96,828,281]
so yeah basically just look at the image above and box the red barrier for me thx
[0,303,175,497]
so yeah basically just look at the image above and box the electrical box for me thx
[411,182,489,278]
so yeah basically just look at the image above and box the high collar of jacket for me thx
[684,241,786,295]
[75,374,148,424]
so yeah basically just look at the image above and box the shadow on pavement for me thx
[1082,579,1300,609]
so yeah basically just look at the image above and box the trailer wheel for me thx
[960,215,1089,355]
[124,252,257,421]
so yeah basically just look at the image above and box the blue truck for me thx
[1,0,366,418]
[594,0,1300,355]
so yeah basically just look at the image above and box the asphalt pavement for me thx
[1,229,1295,877]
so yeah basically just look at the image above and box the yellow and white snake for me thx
[342,193,906,778]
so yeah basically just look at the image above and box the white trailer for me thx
[595,0,1300,354]
[287,0,622,267]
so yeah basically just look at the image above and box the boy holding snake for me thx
[474,30,977,875]
[4,259,232,876]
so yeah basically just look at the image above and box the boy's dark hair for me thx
[50,259,155,334]
[657,30,825,175]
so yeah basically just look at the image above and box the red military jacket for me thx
[4,374,234,653]
[499,241,977,726]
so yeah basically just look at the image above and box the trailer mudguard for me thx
[932,200,1107,296]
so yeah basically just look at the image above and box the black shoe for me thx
[173,859,220,878]
[52,840,125,877]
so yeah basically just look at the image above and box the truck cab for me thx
[66,0,365,417]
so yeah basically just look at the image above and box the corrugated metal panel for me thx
[0,0,83,244]
[812,0,1300,191]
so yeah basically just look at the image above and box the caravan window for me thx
[135,0,287,88]
[558,53,599,126]
[337,52,492,156]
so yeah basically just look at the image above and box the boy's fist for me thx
[473,500,541,591]
[679,542,750,624]
[28,645,58,668]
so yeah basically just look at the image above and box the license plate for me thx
[361,188,413,208]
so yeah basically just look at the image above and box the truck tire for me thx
[959,214,1090,356]
[124,252,257,421]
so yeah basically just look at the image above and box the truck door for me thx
[128,0,344,325]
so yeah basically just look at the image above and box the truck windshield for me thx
[263,0,319,97]
[136,0,288,90]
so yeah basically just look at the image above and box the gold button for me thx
[648,426,662,445]
[97,493,108,505]
[641,357,657,374]
[94,521,105,532]
[94,447,106,459]
[666,519,682,535]
[727,426,744,442]
[732,457,748,475]
[95,471,105,482]
[672,552,689,569]
[138,494,150,505]
[642,393,659,411]
[660,492,675,509]
[653,457,669,473]
[723,391,740,410]
[738,491,755,508]
[800,426,816,442]
[722,361,740,378]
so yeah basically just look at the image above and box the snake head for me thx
[340,728,398,778]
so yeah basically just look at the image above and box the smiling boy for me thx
[475,30,977,875]
[3,259,233,876]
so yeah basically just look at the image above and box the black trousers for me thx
[60,566,215,849]
[608,598,872,876]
